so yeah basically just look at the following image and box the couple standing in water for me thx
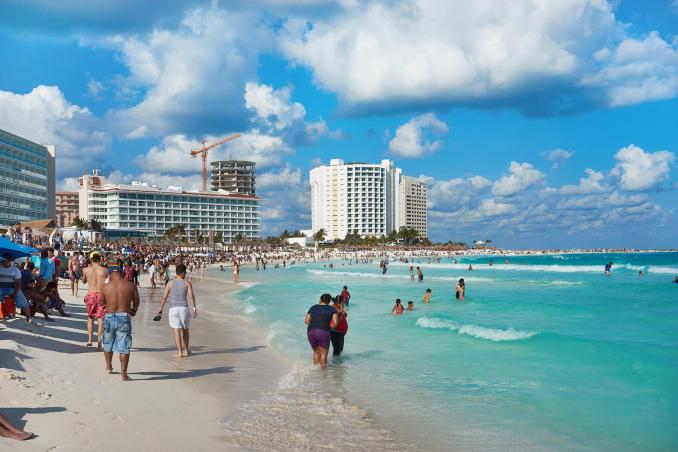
[305,292,349,368]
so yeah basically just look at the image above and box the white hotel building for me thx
[310,159,427,241]
[78,171,260,241]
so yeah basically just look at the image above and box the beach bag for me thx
[1,296,16,318]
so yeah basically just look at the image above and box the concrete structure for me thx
[0,129,55,224]
[78,170,260,242]
[210,160,256,195]
[286,236,314,247]
[310,159,402,241]
[56,191,79,227]
[398,176,428,238]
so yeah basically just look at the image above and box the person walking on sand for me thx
[305,293,338,369]
[0,411,33,440]
[155,264,198,357]
[82,251,108,350]
[100,261,140,381]
[68,251,82,296]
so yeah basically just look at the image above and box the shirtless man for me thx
[68,252,82,296]
[81,252,108,350]
[100,261,139,381]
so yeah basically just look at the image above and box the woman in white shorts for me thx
[156,263,197,357]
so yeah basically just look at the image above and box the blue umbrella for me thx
[0,236,37,259]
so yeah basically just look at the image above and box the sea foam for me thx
[416,317,535,342]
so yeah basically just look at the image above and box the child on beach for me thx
[392,299,404,315]
[423,288,432,303]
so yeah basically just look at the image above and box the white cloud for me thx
[135,131,292,175]
[477,199,517,217]
[492,162,545,197]
[541,148,574,169]
[105,5,271,137]
[388,113,448,158]
[559,168,607,195]
[0,85,111,177]
[425,175,490,211]
[280,0,626,114]
[244,82,343,146]
[257,166,303,189]
[279,1,678,114]
[582,32,678,107]
[245,82,306,130]
[611,144,675,191]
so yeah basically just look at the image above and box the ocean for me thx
[215,252,678,450]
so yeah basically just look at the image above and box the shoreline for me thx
[0,274,287,451]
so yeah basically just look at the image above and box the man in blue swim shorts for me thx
[101,261,140,381]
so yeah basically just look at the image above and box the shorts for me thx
[0,288,29,309]
[84,292,106,318]
[307,328,331,350]
[102,313,132,354]
[168,306,190,329]
[69,271,81,281]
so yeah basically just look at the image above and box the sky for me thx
[0,0,677,248]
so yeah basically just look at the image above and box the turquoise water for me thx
[221,253,678,450]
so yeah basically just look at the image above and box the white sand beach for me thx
[0,275,287,451]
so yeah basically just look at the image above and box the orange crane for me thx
[190,134,242,192]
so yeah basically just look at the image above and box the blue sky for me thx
[1,0,677,248]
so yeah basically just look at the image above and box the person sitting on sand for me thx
[156,264,198,357]
[0,253,32,323]
[305,293,338,369]
[100,261,140,381]
[43,281,69,317]
[0,411,32,441]
[406,300,415,311]
[392,298,404,315]
[423,288,432,303]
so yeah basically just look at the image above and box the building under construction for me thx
[210,160,256,195]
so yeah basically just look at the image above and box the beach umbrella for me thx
[0,236,38,259]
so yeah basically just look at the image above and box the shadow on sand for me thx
[2,406,67,431]
[130,365,234,381]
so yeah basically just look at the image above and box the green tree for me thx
[313,228,326,243]
[234,232,245,244]
[89,219,103,232]
[70,217,89,228]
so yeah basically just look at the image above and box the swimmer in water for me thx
[455,278,465,301]
[391,298,404,315]
[423,288,432,303]
[468,265,473,271]
[406,300,415,311]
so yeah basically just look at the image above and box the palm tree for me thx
[89,219,103,231]
[313,228,326,242]
[234,232,245,244]
[70,217,89,229]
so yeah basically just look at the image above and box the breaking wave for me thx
[416,317,536,342]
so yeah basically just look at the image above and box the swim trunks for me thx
[84,292,106,318]
[307,328,331,350]
[102,312,132,354]
[69,271,81,281]
[168,306,190,329]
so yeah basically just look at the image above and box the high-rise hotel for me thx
[310,159,427,241]
[78,170,260,241]
[0,129,56,224]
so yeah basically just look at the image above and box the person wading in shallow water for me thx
[330,296,348,356]
[305,293,338,369]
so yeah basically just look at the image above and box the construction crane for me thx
[190,134,242,192]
